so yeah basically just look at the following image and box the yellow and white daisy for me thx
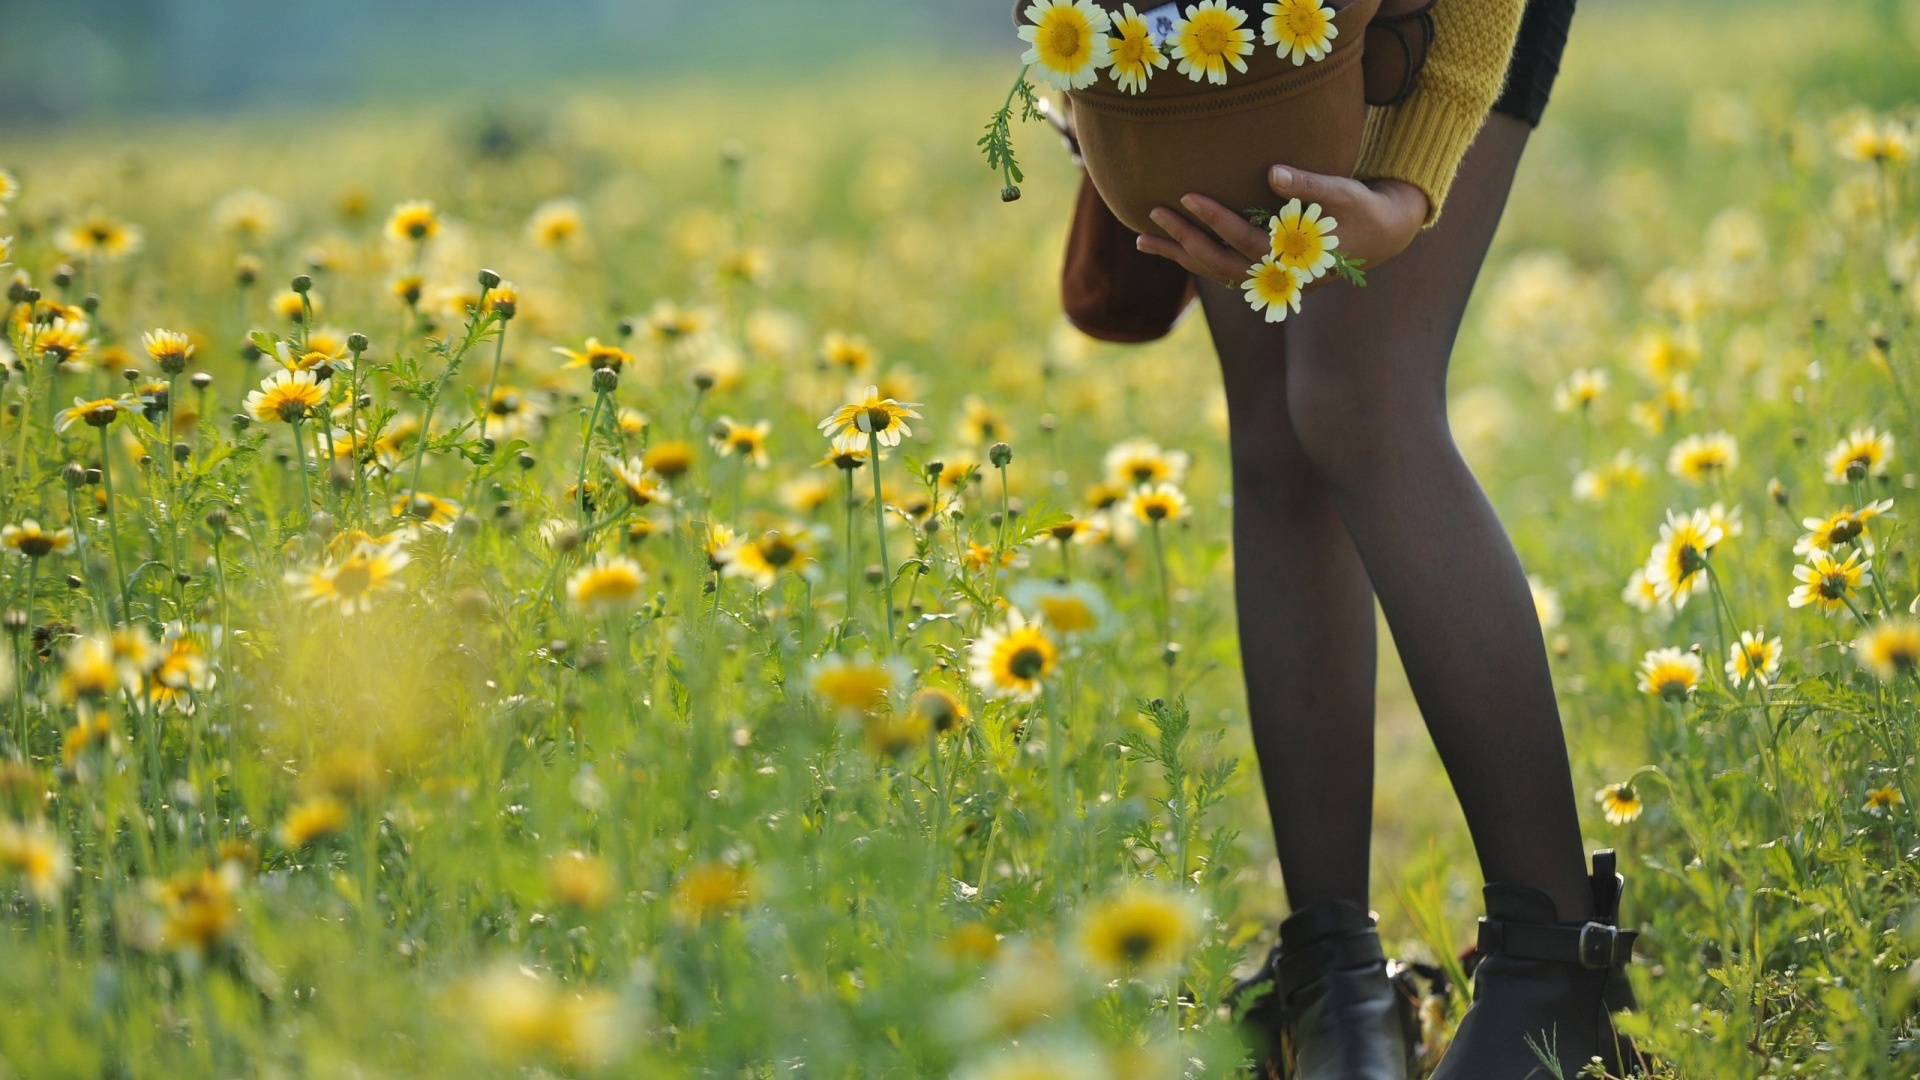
[1261,0,1338,65]
[1666,431,1737,485]
[1269,198,1339,280]
[1242,255,1306,322]
[1788,550,1872,616]
[1643,508,1724,609]
[1018,0,1114,91]
[1620,566,1666,614]
[1104,438,1190,488]
[2,520,75,559]
[1824,427,1894,484]
[287,541,412,615]
[1076,884,1201,980]
[385,199,440,243]
[1107,4,1170,94]
[969,609,1059,702]
[566,554,646,611]
[1795,499,1893,557]
[1725,628,1781,688]
[1855,619,1920,682]
[56,395,128,433]
[1170,0,1255,85]
[244,368,326,424]
[1636,646,1703,701]
[817,385,922,448]
[710,416,773,469]
[808,653,906,716]
[1553,368,1608,413]
[1129,482,1190,524]
[1594,782,1643,826]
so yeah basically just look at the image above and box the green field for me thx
[0,1,1917,1076]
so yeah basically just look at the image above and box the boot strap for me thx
[1276,929,1385,996]
[1477,917,1637,971]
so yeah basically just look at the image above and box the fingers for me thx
[1268,164,1368,211]
[1143,207,1252,285]
[1134,233,1212,280]
[1178,194,1270,261]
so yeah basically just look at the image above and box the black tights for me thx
[1201,114,1594,922]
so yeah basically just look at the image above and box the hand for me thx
[1135,166,1431,287]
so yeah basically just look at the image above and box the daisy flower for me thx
[1170,0,1255,85]
[1130,482,1190,524]
[566,554,646,611]
[1107,4,1169,94]
[1788,550,1872,615]
[245,368,326,424]
[604,456,674,507]
[1018,0,1114,90]
[1262,0,1338,65]
[1,520,74,559]
[1076,884,1201,980]
[969,609,1059,702]
[1269,198,1339,280]
[1795,499,1893,557]
[1242,256,1306,322]
[1594,782,1643,825]
[1104,438,1190,488]
[1863,784,1905,816]
[710,416,772,468]
[1855,619,1920,682]
[287,541,412,615]
[1666,431,1737,485]
[553,337,632,372]
[56,211,142,261]
[56,396,128,432]
[1725,629,1782,688]
[141,328,195,372]
[1637,647,1703,701]
[385,199,439,243]
[1643,508,1724,609]
[1553,368,1608,413]
[817,385,922,448]
[808,653,906,716]
[1824,427,1894,484]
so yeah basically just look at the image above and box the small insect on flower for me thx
[1788,550,1871,616]
[1725,629,1782,688]
[287,541,412,615]
[55,395,128,432]
[1076,884,1201,980]
[1262,0,1338,65]
[1823,427,1894,484]
[2,520,74,559]
[1269,198,1339,280]
[385,199,440,243]
[566,554,646,612]
[818,385,923,448]
[1594,781,1643,825]
[1018,0,1115,91]
[279,795,349,849]
[1854,619,1920,683]
[1242,256,1306,322]
[1637,646,1703,701]
[1666,431,1737,485]
[244,368,326,424]
[1170,0,1256,85]
[1107,3,1171,94]
[970,609,1059,702]
[1130,482,1190,524]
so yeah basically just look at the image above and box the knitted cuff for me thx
[1352,87,1490,227]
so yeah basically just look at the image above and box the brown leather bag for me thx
[1053,0,1437,344]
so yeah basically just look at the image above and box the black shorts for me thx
[1492,0,1575,126]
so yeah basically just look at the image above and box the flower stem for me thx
[867,429,895,649]
[97,425,130,621]
[576,390,607,525]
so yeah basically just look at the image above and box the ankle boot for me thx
[1430,851,1640,1080]
[1229,901,1416,1080]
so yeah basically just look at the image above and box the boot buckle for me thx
[1576,922,1618,970]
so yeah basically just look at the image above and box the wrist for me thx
[1369,177,1431,232]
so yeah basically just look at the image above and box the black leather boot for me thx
[1229,901,1417,1080]
[1430,851,1641,1080]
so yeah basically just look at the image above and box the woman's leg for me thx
[1282,113,1595,922]
[1195,280,1380,912]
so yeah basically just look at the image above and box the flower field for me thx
[1,2,1918,1076]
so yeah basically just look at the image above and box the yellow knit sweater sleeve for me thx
[1352,0,1528,225]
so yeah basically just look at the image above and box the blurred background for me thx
[0,0,1017,125]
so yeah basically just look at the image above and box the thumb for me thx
[1268,165,1358,210]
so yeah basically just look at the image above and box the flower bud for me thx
[205,505,229,531]
[290,274,313,294]
[52,265,74,289]
[172,442,192,463]
[346,332,369,353]
[191,372,213,391]
[591,367,619,394]
[477,267,501,290]
[1000,184,1022,203]
[989,442,1013,467]
[62,462,87,487]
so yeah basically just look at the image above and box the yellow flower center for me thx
[1008,644,1048,681]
